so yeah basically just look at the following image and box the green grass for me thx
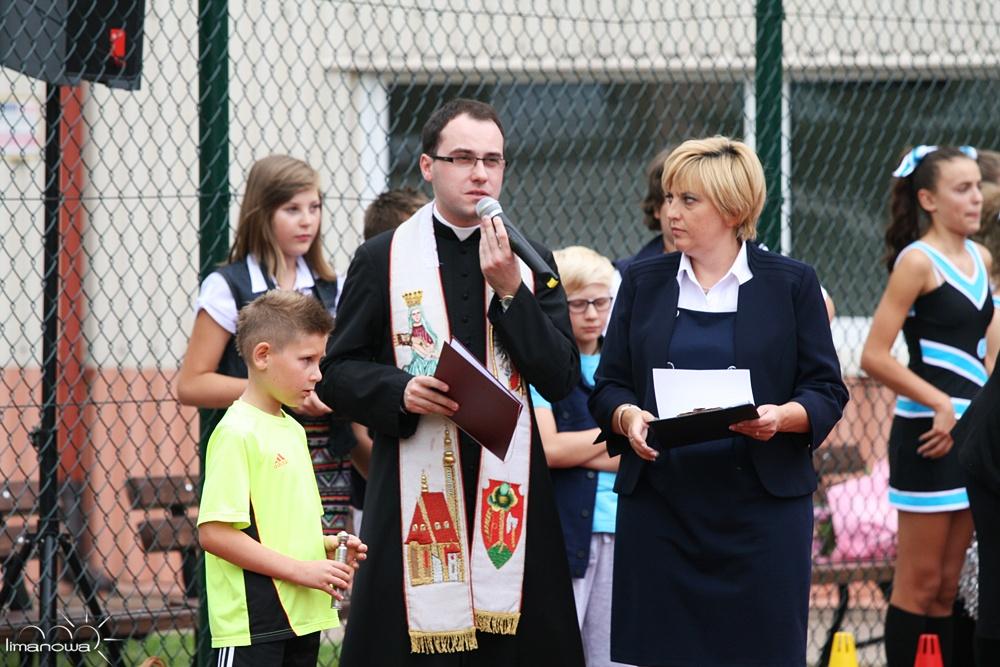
[0,632,342,666]
[0,632,193,667]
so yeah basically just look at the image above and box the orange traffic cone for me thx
[913,633,943,667]
[828,631,858,667]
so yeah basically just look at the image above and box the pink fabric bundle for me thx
[825,459,898,561]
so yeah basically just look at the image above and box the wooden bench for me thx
[1,477,199,665]
[811,444,895,666]
[0,480,39,611]
[126,475,200,599]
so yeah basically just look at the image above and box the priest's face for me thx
[419,113,505,227]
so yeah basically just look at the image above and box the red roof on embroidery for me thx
[406,491,459,544]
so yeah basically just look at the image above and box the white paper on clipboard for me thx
[652,368,755,418]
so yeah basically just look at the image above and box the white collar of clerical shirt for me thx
[246,254,315,293]
[432,203,480,241]
[676,242,753,312]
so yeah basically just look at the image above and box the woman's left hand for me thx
[730,403,782,441]
[296,390,334,417]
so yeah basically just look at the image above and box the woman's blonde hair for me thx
[552,246,615,296]
[229,155,335,281]
[661,136,766,242]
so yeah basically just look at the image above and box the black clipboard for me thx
[647,403,760,449]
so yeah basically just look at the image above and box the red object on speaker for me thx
[109,28,126,66]
[913,633,943,667]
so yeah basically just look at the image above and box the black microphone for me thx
[475,197,560,289]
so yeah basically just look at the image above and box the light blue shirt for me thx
[530,353,618,534]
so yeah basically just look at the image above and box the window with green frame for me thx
[387,81,744,263]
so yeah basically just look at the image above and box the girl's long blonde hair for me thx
[229,155,335,281]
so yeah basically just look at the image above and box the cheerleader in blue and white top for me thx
[862,145,998,667]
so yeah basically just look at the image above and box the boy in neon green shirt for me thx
[198,290,367,665]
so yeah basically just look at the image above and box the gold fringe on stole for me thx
[474,610,520,635]
[409,628,478,654]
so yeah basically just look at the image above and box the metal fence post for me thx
[37,79,62,667]
[198,0,230,663]
[755,0,783,252]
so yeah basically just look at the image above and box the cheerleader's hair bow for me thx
[892,144,978,178]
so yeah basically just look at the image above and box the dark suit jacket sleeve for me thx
[488,242,580,402]
[589,264,640,458]
[787,265,849,449]
[954,362,1000,493]
[316,242,419,439]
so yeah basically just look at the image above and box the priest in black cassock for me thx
[316,98,585,666]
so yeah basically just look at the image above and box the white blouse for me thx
[194,255,324,334]
[675,242,753,313]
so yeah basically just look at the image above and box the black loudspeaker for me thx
[0,0,145,90]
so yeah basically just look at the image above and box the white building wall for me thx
[331,0,999,79]
[0,74,44,368]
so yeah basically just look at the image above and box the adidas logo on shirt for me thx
[274,453,288,469]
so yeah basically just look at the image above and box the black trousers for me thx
[967,475,1000,640]
[214,632,321,667]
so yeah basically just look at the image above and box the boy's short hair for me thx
[640,146,674,231]
[235,291,334,361]
[974,182,1000,283]
[979,148,1000,185]
[552,246,615,296]
[363,187,430,240]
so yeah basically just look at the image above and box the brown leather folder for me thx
[433,338,523,460]
[648,403,760,449]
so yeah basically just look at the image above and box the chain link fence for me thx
[2,1,998,665]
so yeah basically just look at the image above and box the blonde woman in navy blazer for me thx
[589,137,849,666]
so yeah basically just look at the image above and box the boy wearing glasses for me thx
[317,99,584,665]
[529,246,630,667]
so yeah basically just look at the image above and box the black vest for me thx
[549,379,602,578]
[213,260,338,379]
